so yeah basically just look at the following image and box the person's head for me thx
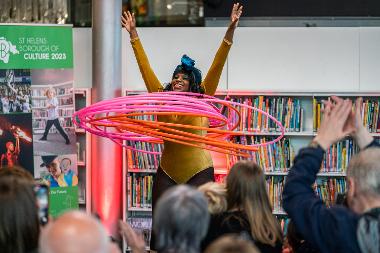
[198,182,227,214]
[154,185,209,253]
[41,156,61,178]
[286,220,302,252]
[227,161,282,246]
[346,148,380,213]
[45,88,55,99]
[164,55,204,94]
[0,167,40,253]
[40,211,110,253]
[5,141,14,152]
[204,234,260,253]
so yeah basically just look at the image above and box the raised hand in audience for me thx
[119,220,146,253]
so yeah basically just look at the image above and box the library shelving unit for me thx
[74,88,92,213]
[31,82,74,134]
[215,91,380,215]
[122,90,380,248]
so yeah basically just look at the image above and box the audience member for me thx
[120,185,209,253]
[40,211,120,253]
[202,161,283,253]
[286,220,319,253]
[283,96,380,253]
[199,182,227,214]
[204,234,260,253]
[0,167,40,253]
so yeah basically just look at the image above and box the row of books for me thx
[321,139,359,173]
[126,142,163,170]
[58,97,73,106]
[362,99,380,133]
[224,96,303,132]
[127,174,154,208]
[32,108,74,118]
[266,176,346,213]
[315,178,346,207]
[266,176,285,213]
[32,118,74,129]
[227,136,295,172]
[57,87,72,95]
[313,98,380,133]
[31,87,72,97]
[127,217,152,247]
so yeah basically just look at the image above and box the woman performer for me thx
[122,4,243,248]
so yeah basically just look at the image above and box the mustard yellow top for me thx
[131,37,231,183]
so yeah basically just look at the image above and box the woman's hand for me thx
[121,11,138,39]
[229,3,243,29]
[224,3,243,43]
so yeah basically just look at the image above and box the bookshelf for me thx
[122,90,380,250]
[217,92,379,215]
[74,88,92,213]
[31,82,74,134]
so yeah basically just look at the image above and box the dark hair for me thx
[164,54,205,94]
[287,220,320,253]
[0,167,40,253]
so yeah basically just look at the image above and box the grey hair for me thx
[347,148,380,196]
[154,185,210,253]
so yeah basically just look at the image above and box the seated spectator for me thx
[0,167,40,253]
[202,161,283,253]
[199,182,227,214]
[204,234,260,253]
[283,97,380,253]
[120,185,210,253]
[39,211,120,253]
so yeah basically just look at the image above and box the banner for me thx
[0,25,73,69]
[0,24,78,217]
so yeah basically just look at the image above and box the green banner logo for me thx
[0,25,73,69]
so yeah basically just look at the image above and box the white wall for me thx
[359,27,380,92]
[73,27,380,92]
[122,27,228,92]
[73,28,92,88]
[229,27,359,92]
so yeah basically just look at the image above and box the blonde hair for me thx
[204,234,260,253]
[44,88,55,97]
[227,161,283,246]
[198,182,227,214]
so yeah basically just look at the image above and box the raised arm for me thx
[202,3,243,95]
[121,11,162,93]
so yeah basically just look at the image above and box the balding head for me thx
[40,211,109,253]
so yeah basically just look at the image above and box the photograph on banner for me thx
[0,69,32,113]
[0,113,34,175]
[31,69,75,156]
[34,153,79,217]
[34,154,78,188]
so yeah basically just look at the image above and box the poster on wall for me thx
[31,69,76,156]
[0,24,78,215]
[34,154,78,217]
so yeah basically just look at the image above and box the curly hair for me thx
[164,54,205,94]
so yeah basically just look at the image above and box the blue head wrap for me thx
[165,54,204,93]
